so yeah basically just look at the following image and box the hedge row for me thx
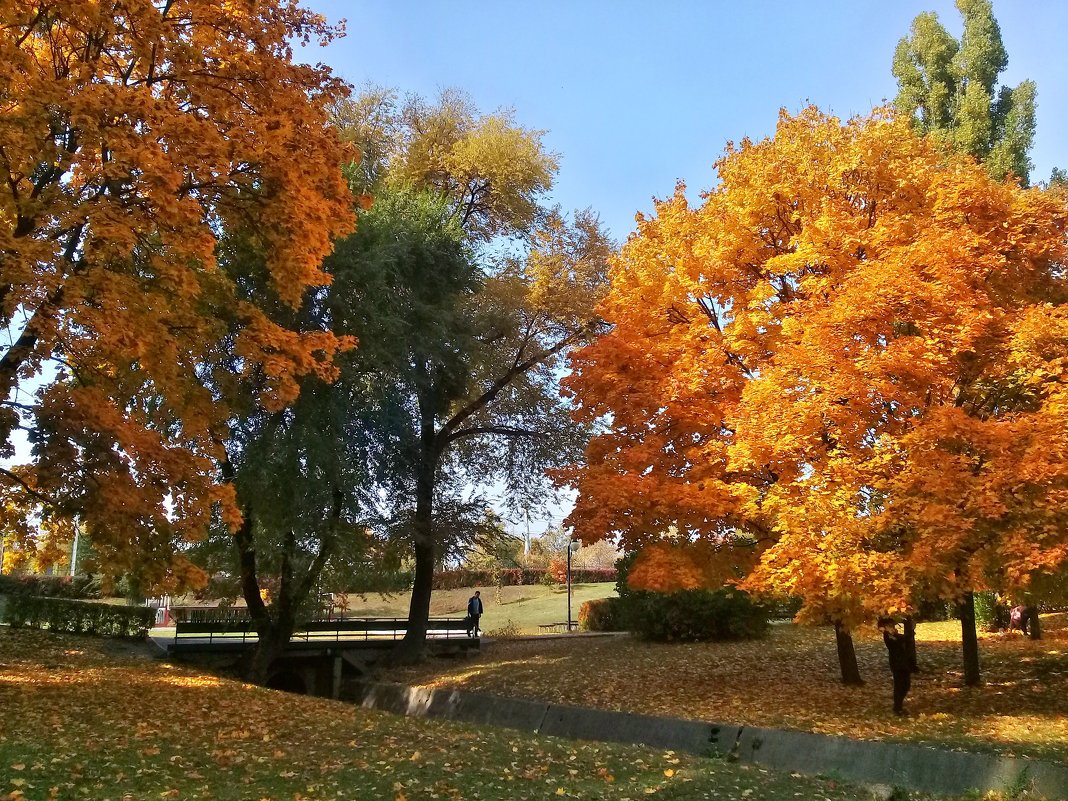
[581,588,769,642]
[0,573,101,599]
[432,567,616,590]
[2,595,154,639]
[578,597,626,632]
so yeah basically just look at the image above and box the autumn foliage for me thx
[0,2,355,588]
[564,108,1068,628]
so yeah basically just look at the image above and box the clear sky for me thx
[303,1,1068,244]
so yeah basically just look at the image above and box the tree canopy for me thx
[205,90,612,669]
[0,1,355,589]
[892,0,1036,184]
[565,108,1068,634]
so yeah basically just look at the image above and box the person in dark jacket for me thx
[466,591,484,637]
[880,618,911,715]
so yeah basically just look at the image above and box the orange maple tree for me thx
[0,1,355,589]
[564,108,1068,680]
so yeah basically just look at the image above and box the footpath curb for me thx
[353,681,1068,799]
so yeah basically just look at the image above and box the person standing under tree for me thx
[880,619,911,715]
[466,591,484,637]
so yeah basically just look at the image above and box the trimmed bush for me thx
[0,573,101,599]
[432,568,615,590]
[625,587,768,642]
[578,597,625,632]
[2,595,154,639]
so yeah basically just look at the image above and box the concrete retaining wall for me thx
[352,681,1068,799]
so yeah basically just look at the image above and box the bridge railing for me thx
[173,617,472,644]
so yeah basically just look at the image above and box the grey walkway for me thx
[353,680,1068,799]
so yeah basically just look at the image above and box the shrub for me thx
[915,596,954,622]
[343,569,413,594]
[973,591,1009,631]
[547,559,568,586]
[625,587,769,642]
[614,551,640,598]
[2,595,154,639]
[578,597,625,632]
[431,567,615,590]
[485,619,521,638]
[0,573,101,599]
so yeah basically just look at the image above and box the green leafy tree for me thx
[892,0,1036,183]
[323,181,610,662]
[181,221,390,683]
[202,89,610,675]
[330,89,611,659]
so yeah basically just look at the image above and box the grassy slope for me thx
[394,615,1068,764]
[341,583,618,635]
[0,626,919,801]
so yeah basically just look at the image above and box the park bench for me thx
[538,622,575,633]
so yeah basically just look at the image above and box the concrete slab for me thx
[352,681,1068,799]
[539,704,735,756]
[452,692,549,731]
[734,725,1068,798]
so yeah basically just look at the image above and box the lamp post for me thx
[566,539,580,631]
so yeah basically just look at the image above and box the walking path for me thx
[353,679,1068,799]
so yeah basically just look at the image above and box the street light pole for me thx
[566,539,580,631]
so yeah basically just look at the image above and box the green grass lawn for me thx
[0,626,937,801]
[340,582,618,635]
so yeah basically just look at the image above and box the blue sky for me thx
[304,1,1068,244]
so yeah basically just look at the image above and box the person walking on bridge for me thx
[466,591,484,637]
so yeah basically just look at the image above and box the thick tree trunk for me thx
[958,592,981,686]
[236,508,297,686]
[393,453,436,665]
[234,507,279,685]
[904,616,919,673]
[224,445,339,686]
[247,609,296,686]
[834,621,864,686]
[1027,606,1042,640]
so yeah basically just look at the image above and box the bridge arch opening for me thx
[266,669,308,695]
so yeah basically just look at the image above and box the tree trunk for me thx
[1027,606,1042,640]
[834,621,864,686]
[247,609,296,686]
[0,226,82,410]
[904,616,919,673]
[394,451,437,665]
[958,592,981,686]
[236,507,299,686]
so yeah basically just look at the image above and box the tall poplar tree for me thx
[892,0,1036,184]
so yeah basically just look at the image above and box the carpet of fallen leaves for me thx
[0,627,926,801]
[394,615,1068,764]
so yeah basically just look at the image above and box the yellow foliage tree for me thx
[0,1,355,589]
[565,107,1068,684]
